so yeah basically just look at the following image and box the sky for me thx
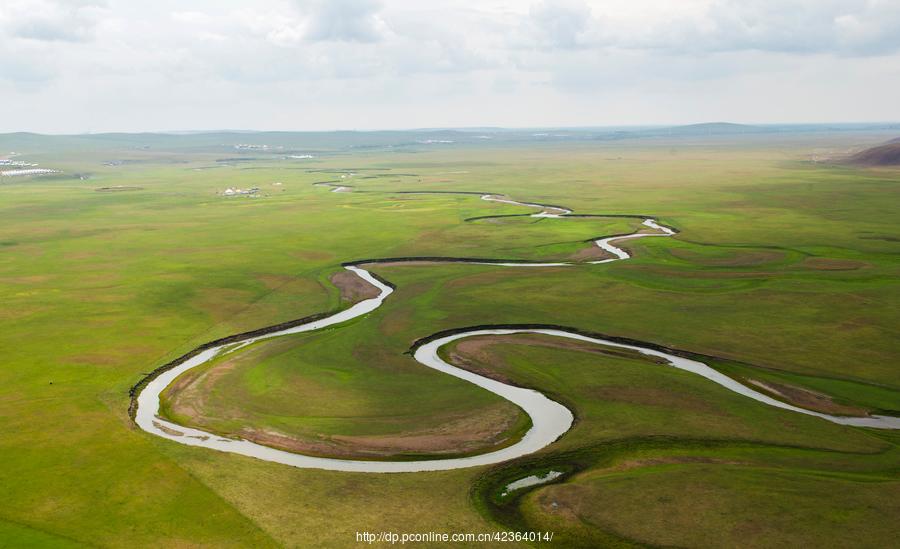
[1,0,899,133]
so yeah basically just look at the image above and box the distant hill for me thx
[847,141,900,166]
[660,122,763,135]
[2,124,898,155]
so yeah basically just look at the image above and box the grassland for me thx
[0,131,898,547]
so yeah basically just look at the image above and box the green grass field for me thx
[0,131,898,547]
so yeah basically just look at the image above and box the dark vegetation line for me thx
[465,213,657,222]
[342,256,563,266]
[412,323,734,363]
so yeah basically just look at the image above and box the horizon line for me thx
[3,120,900,137]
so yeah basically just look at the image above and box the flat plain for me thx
[1,130,898,547]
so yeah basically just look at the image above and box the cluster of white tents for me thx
[222,186,260,196]
[0,156,60,177]
[0,168,60,177]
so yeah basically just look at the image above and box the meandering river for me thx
[133,191,900,473]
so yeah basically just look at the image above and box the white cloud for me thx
[528,0,593,50]
[0,0,107,42]
[0,0,898,131]
[300,0,386,43]
[690,0,900,55]
[511,0,900,56]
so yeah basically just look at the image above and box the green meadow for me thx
[0,132,898,547]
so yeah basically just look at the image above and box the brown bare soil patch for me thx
[191,287,255,324]
[162,340,524,458]
[1,274,54,285]
[163,353,248,423]
[591,385,720,414]
[237,428,346,456]
[448,351,516,384]
[291,249,335,262]
[256,273,295,290]
[452,334,664,374]
[444,269,520,291]
[535,483,590,523]
[330,405,521,456]
[605,455,745,472]
[379,308,413,337]
[0,304,49,321]
[331,270,380,302]
[449,334,722,414]
[63,251,98,261]
[801,257,868,271]
[746,379,869,416]
[68,352,124,367]
[444,267,569,293]
[152,421,184,436]
[227,403,522,458]
[449,334,667,390]
[620,264,777,279]
[68,345,158,366]
[670,249,784,267]
[569,244,614,262]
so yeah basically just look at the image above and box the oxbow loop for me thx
[133,189,899,474]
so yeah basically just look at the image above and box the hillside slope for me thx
[848,141,900,166]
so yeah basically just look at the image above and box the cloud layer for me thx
[1,0,898,132]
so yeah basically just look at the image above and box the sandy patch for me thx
[586,385,721,413]
[670,249,784,267]
[331,270,381,302]
[163,354,247,423]
[451,333,665,378]
[162,337,523,458]
[291,249,335,262]
[746,378,869,416]
[256,273,296,290]
[620,265,779,279]
[0,274,54,285]
[570,245,614,262]
[448,334,722,414]
[331,405,521,455]
[801,258,868,271]
[191,287,255,324]
[63,251,98,261]
[153,421,184,436]
[68,345,158,366]
[379,308,413,337]
[599,455,746,475]
[233,404,522,458]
